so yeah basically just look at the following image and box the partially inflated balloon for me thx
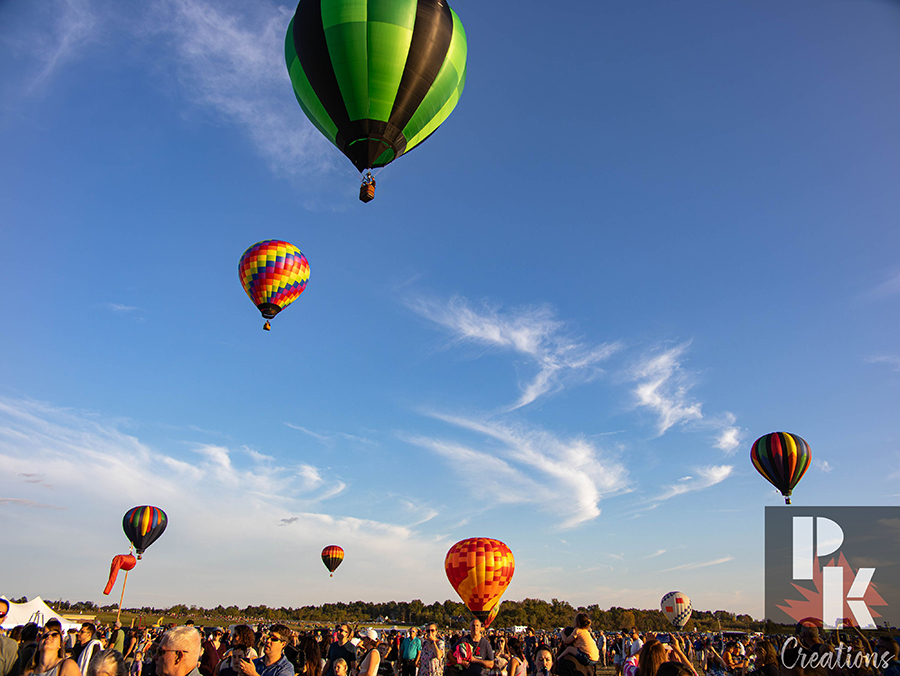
[751,432,811,504]
[445,538,514,622]
[285,0,467,173]
[322,545,344,577]
[485,602,501,629]
[660,591,692,629]
[122,506,167,559]
[238,240,310,330]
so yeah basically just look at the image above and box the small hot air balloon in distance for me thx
[751,432,811,504]
[122,506,168,559]
[238,240,310,331]
[445,537,514,622]
[285,0,468,202]
[322,545,344,577]
[660,591,692,629]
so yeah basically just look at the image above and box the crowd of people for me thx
[1,600,898,676]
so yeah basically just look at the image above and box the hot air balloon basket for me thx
[359,182,376,203]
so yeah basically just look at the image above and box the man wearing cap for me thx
[238,624,294,676]
[200,629,226,676]
[323,625,356,676]
[0,600,17,676]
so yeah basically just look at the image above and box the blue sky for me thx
[1,0,899,618]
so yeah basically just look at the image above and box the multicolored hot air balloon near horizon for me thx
[122,506,168,559]
[285,0,467,201]
[751,431,811,504]
[445,537,514,622]
[660,591,692,629]
[238,240,310,331]
[322,545,344,577]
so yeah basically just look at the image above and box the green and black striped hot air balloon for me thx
[285,0,467,177]
[750,431,812,504]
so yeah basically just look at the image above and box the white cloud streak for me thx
[630,343,703,435]
[659,556,734,573]
[653,465,733,502]
[29,0,99,90]
[865,355,900,372]
[406,296,622,409]
[865,270,900,299]
[407,413,630,529]
[0,397,441,605]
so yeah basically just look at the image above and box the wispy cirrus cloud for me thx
[106,303,139,312]
[406,413,630,529]
[150,0,331,177]
[629,343,703,435]
[864,270,900,300]
[659,556,734,573]
[865,355,900,372]
[27,0,99,91]
[285,422,377,446]
[0,397,444,605]
[653,465,733,502]
[406,296,622,409]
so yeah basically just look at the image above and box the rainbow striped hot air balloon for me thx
[750,432,812,504]
[122,506,168,559]
[445,537,515,622]
[321,545,344,577]
[238,240,310,331]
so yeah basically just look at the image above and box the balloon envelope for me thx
[660,591,692,629]
[485,602,501,629]
[285,0,467,172]
[238,240,310,321]
[445,537,514,622]
[122,506,167,558]
[750,432,811,504]
[322,545,344,576]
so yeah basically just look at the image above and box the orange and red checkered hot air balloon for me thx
[445,537,515,622]
[322,545,344,577]
[238,240,310,331]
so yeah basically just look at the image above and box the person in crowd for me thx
[297,636,321,676]
[88,649,126,676]
[523,631,536,676]
[18,624,41,676]
[322,627,355,676]
[740,641,777,676]
[634,642,668,676]
[0,602,17,676]
[656,663,694,676]
[504,639,525,676]
[722,642,746,673]
[416,626,442,676]
[557,615,599,667]
[331,662,347,676]
[21,625,80,676]
[130,653,144,676]
[155,627,202,676]
[877,638,899,676]
[237,625,293,676]
[456,620,493,676]
[492,636,509,676]
[200,631,225,676]
[109,626,125,658]
[399,631,420,676]
[531,647,552,676]
[356,632,381,676]
[630,631,644,658]
[76,625,104,676]
[64,632,78,656]
[216,627,259,676]
[598,631,607,668]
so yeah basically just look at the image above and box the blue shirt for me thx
[401,638,422,661]
[253,655,295,676]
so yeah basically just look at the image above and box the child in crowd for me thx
[557,614,600,665]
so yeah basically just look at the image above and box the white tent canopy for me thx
[0,596,80,631]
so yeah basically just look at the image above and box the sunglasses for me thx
[40,632,61,640]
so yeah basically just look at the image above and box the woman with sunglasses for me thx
[416,627,443,676]
[22,629,81,676]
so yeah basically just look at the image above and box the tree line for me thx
[46,598,763,632]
